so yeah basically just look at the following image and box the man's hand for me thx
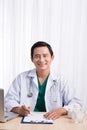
[11,105,30,116]
[44,108,68,120]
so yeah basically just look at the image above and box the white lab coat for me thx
[5,68,82,112]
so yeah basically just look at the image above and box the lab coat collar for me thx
[27,68,59,80]
[27,68,37,78]
[49,69,59,81]
[27,68,59,90]
[45,70,59,92]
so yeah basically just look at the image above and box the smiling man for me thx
[5,41,82,120]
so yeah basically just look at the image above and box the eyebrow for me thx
[34,53,49,55]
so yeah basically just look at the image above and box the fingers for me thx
[44,111,60,120]
[20,105,30,116]
[22,105,30,111]
[44,108,67,120]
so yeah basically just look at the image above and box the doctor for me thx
[5,41,82,120]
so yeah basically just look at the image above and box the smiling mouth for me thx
[38,63,47,67]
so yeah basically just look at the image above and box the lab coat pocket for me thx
[51,92,62,109]
[50,98,58,109]
[48,92,59,109]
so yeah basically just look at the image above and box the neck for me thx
[36,69,50,78]
[36,70,50,85]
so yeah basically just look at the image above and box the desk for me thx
[0,114,87,130]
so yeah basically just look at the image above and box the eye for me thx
[43,54,49,58]
[33,54,40,59]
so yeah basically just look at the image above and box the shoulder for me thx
[50,71,66,83]
[50,71,69,89]
[14,68,36,80]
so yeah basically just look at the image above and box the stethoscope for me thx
[27,77,58,100]
[27,91,33,97]
[51,79,58,102]
[27,77,33,97]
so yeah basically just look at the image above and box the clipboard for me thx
[21,112,53,124]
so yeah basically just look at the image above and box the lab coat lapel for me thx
[46,74,57,92]
[27,68,38,88]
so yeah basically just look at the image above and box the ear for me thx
[51,55,54,61]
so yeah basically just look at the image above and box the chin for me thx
[40,67,48,71]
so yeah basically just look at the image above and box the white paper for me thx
[23,112,53,124]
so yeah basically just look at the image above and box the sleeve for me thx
[60,77,83,111]
[5,75,21,112]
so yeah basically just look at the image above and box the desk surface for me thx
[0,114,87,130]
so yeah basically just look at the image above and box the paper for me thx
[21,112,53,124]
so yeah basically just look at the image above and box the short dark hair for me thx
[31,41,54,58]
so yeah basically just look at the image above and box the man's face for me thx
[31,47,54,71]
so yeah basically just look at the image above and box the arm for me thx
[11,105,30,116]
[44,77,82,120]
[5,74,23,112]
[62,79,83,111]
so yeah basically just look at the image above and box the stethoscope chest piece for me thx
[27,92,33,97]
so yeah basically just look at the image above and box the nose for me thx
[39,56,44,62]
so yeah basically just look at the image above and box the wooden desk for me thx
[0,114,87,130]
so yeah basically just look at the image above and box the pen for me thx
[22,104,31,115]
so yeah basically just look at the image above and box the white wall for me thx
[0,0,87,110]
